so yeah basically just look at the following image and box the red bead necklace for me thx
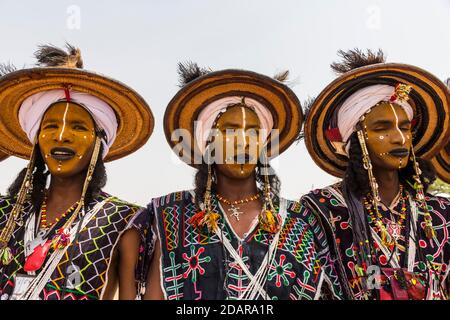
[40,197,79,229]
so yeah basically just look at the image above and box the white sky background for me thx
[0,0,449,207]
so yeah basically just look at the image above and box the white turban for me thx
[194,96,274,155]
[337,84,414,153]
[19,89,118,158]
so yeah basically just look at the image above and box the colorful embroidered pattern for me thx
[268,254,296,287]
[290,270,315,300]
[0,192,148,300]
[152,190,344,300]
[163,251,184,300]
[226,244,250,299]
[182,245,211,282]
[302,182,450,300]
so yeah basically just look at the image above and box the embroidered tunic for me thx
[0,191,152,300]
[150,190,344,300]
[301,182,450,300]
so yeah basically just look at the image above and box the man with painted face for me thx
[0,44,154,300]
[143,63,344,300]
[301,49,450,300]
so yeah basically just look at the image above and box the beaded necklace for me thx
[40,197,79,230]
[363,184,407,245]
[216,193,261,221]
[354,185,409,281]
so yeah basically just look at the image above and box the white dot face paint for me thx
[389,103,406,145]
[58,102,70,141]
[379,135,385,140]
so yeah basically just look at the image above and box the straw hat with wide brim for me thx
[164,69,303,166]
[0,66,154,162]
[432,143,450,184]
[305,63,450,178]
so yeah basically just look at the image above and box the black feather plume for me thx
[302,96,316,120]
[296,97,316,142]
[0,62,17,77]
[34,42,83,68]
[331,48,385,75]
[273,70,289,82]
[177,61,210,87]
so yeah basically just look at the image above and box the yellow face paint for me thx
[363,102,412,171]
[214,104,261,179]
[39,102,96,178]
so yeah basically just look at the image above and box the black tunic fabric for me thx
[149,190,344,300]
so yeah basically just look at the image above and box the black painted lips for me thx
[389,148,409,157]
[50,147,76,161]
